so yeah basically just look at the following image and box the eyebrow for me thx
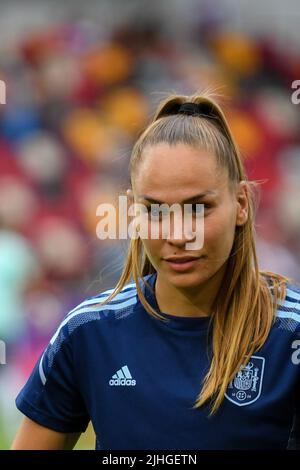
[138,191,218,204]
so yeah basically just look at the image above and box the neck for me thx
[155,264,226,318]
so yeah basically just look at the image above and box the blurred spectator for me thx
[0,0,299,450]
[0,229,39,343]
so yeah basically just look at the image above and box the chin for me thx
[164,271,208,289]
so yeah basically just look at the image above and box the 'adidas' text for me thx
[109,378,136,386]
[109,365,136,386]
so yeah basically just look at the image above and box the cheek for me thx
[141,237,163,263]
[204,212,236,250]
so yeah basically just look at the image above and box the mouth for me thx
[163,256,202,272]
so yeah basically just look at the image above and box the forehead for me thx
[134,143,226,200]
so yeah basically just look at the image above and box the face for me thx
[131,142,248,291]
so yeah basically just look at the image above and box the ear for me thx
[235,181,249,226]
[126,188,134,205]
[126,188,137,220]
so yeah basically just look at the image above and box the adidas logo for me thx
[109,365,136,386]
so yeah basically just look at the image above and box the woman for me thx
[12,93,300,450]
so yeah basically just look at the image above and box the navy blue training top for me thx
[16,273,300,449]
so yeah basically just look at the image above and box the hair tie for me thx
[178,102,201,116]
[177,102,218,121]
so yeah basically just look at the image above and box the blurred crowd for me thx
[0,1,300,448]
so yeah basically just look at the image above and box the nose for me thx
[165,212,196,247]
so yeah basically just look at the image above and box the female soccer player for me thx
[12,93,300,450]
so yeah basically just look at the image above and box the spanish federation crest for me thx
[225,356,265,406]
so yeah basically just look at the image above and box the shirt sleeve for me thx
[288,328,300,449]
[15,317,90,433]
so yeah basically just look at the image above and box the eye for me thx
[146,205,170,220]
[185,203,209,214]
[193,203,204,214]
[145,205,161,219]
[151,206,161,218]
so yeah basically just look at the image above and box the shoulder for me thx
[51,279,142,344]
[274,281,300,333]
[37,279,144,386]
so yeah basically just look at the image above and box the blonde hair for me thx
[97,91,290,414]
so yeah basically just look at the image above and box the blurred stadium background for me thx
[0,0,299,450]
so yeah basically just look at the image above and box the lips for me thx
[164,257,200,263]
[163,257,201,272]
